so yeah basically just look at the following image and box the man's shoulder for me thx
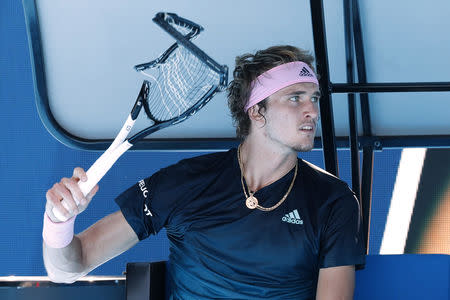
[299,159,343,183]
[298,159,353,199]
[162,149,236,176]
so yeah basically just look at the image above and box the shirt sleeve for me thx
[318,193,366,270]
[114,168,178,241]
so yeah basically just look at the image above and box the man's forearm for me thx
[43,235,88,283]
[316,266,355,300]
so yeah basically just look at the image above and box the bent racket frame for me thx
[52,12,228,221]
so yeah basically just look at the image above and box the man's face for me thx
[260,82,320,152]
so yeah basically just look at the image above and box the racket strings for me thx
[141,46,220,121]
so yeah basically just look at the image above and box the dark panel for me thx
[0,279,125,300]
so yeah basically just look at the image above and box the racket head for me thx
[129,12,228,143]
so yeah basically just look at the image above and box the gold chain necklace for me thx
[237,145,298,211]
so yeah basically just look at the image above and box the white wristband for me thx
[42,212,76,248]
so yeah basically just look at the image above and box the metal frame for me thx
[23,0,450,152]
[311,0,450,252]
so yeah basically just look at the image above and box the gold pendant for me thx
[246,196,258,209]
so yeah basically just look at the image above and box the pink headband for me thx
[244,61,319,112]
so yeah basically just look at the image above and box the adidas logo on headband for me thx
[299,67,314,77]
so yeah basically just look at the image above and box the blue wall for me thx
[0,1,400,276]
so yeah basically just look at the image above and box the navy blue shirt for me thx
[115,149,365,299]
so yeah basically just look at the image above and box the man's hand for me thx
[45,167,99,222]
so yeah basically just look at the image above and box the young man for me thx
[43,45,365,299]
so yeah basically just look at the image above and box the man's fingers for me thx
[46,188,71,219]
[45,167,95,221]
[86,184,99,202]
[62,177,87,207]
[54,180,79,215]
[45,167,94,221]
[73,167,87,182]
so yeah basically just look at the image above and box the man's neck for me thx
[239,136,298,192]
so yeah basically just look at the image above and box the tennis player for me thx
[43,45,365,299]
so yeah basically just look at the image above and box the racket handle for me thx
[51,141,133,222]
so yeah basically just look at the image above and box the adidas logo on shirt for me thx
[299,67,314,77]
[282,209,303,225]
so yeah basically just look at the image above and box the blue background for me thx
[0,1,400,276]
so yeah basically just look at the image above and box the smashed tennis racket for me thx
[53,12,228,221]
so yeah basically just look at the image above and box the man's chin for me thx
[294,133,316,152]
[294,142,315,152]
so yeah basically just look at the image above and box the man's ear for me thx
[248,104,264,122]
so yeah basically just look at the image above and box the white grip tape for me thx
[51,115,135,222]
[51,140,133,222]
